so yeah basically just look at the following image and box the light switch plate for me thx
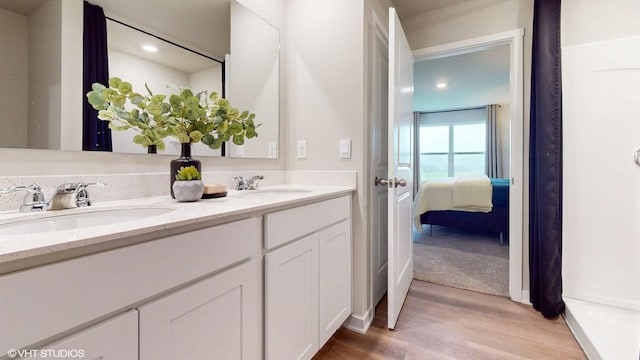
[268,142,277,159]
[339,138,351,159]
[235,145,245,157]
[297,140,307,159]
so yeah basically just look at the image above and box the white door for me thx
[387,7,414,330]
[370,14,390,306]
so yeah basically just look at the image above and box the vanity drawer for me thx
[0,217,261,355]
[264,195,350,250]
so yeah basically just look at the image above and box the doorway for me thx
[368,28,525,313]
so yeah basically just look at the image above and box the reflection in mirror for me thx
[227,1,279,159]
[105,19,224,157]
[0,0,66,150]
[0,0,279,159]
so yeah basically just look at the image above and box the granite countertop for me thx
[0,184,355,266]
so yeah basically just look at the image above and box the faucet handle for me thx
[0,184,47,212]
[56,182,107,194]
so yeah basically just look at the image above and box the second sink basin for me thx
[0,207,174,235]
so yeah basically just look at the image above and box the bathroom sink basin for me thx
[0,207,174,235]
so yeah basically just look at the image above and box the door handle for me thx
[375,176,389,187]
[395,178,407,187]
[635,149,640,167]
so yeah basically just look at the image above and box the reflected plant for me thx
[86,77,259,151]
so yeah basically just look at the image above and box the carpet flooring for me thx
[413,225,509,297]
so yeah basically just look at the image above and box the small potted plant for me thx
[172,165,204,202]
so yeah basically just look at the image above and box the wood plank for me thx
[314,281,585,359]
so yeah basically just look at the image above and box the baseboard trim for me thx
[563,302,600,360]
[343,307,374,334]
[519,290,531,305]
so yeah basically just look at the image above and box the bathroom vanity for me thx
[0,185,354,360]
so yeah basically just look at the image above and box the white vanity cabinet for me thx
[264,196,352,360]
[0,217,261,360]
[23,311,139,360]
[139,259,259,360]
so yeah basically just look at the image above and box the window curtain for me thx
[529,0,564,318]
[83,1,112,151]
[485,104,503,178]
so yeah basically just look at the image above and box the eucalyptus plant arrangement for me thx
[86,77,259,151]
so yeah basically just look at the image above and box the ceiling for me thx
[391,0,474,19]
[0,0,47,15]
[89,0,230,60]
[413,44,511,112]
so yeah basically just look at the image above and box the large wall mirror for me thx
[0,0,279,159]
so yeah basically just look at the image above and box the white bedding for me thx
[412,175,493,231]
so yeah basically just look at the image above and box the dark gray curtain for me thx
[83,1,112,151]
[529,0,564,318]
[486,104,503,178]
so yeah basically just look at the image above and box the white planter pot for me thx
[172,180,204,202]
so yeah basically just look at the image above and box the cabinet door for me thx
[265,233,319,360]
[23,311,138,360]
[139,259,259,360]
[318,219,352,346]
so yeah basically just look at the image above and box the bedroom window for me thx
[417,108,486,183]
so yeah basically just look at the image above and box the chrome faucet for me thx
[233,175,264,190]
[48,182,106,210]
[0,184,47,212]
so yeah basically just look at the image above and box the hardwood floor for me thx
[314,281,585,359]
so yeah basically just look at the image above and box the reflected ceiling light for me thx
[142,45,158,53]
[436,82,447,89]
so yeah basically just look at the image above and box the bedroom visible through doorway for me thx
[412,43,512,297]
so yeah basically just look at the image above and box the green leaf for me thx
[118,82,133,95]
[108,77,122,88]
[108,122,130,131]
[246,127,257,138]
[151,94,166,104]
[133,134,146,144]
[189,130,204,143]
[98,109,116,121]
[169,94,182,108]
[112,94,126,107]
[86,91,106,110]
[116,109,130,120]
[91,82,106,92]
[232,135,245,145]
[130,94,144,105]
[177,133,191,143]
[201,134,214,146]
[147,103,163,117]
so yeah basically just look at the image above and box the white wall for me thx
[401,0,534,293]
[28,0,63,150]
[0,9,28,148]
[189,65,223,95]
[286,0,368,318]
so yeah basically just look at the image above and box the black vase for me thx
[170,143,201,198]
[147,145,157,154]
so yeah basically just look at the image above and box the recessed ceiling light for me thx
[142,45,158,53]
[436,82,447,89]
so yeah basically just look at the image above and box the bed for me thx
[414,177,510,244]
